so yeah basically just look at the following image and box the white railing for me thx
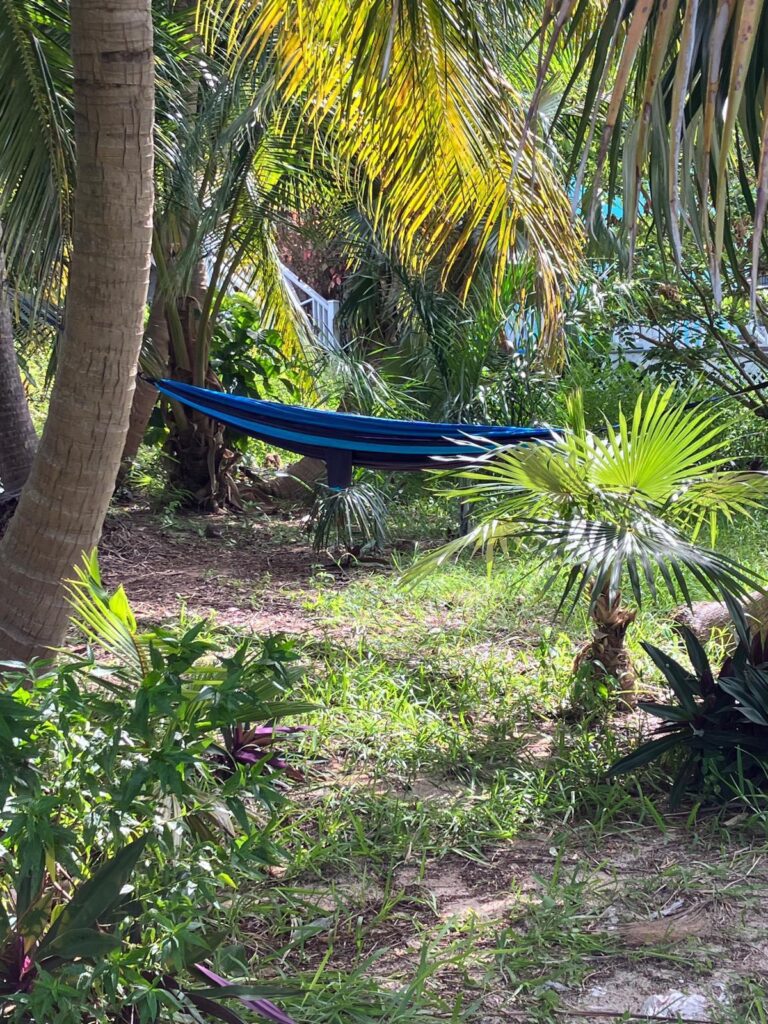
[279,263,339,344]
[208,252,339,345]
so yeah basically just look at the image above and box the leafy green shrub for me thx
[0,553,312,1022]
[611,602,768,805]
[210,294,305,409]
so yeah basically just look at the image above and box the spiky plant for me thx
[408,387,768,696]
[308,481,389,554]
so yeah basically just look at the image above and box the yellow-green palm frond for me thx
[231,226,316,365]
[198,0,582,366]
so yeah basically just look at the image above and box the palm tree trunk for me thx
[573,589,636,696]
[118,293,170,475]
[0,0,154,661]
[675,591,768,639]
[0,243,37,494]
[252,455,327,502]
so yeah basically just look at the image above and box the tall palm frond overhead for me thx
[199,0,582,366]
[0,0,73,295]
[528,0,768,306]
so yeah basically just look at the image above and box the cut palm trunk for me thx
[249,455,327,502]
[573,590,637,697]
[675,591,768,639]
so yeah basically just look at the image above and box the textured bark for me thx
[0,243,37,493]
[674,591,768,639]
[0,0,154,660]
[118,294,170,474]
[573,590,637,697]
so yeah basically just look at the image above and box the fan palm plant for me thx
[408,388,768,695]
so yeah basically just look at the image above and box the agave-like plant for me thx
[611,598,768,806]
[408,387,768,694]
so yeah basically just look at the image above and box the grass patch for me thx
[100,499,768,1022]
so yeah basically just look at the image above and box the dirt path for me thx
[100,505,334,634]
[99,505,768,1023]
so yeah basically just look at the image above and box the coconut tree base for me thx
[166,422,242,511]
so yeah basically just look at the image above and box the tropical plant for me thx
[211,0,581,366]
[611,601,768,806]
[210,294,306,409]
[0,0,73,298]
[408,387,768,696]
[0,241,37,495]
[341,246,560,426]
[64,551,313,822]
[308,481,390,554]
[532,0,768,307]
[0,552,311,1021]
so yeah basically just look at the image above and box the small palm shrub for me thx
[308,481,389,553]
[611,601,768,805]
[0,553,311,1023]
[409,388,768,697]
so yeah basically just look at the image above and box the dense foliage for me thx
[0,554,310,1022]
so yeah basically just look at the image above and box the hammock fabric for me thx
[153,378,554,489]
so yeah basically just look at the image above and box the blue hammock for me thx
[153,378,554,489]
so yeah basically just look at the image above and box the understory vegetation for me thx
[13,503,765,1023]
[6,0,768,1020]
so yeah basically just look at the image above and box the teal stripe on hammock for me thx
[161,389,499,456]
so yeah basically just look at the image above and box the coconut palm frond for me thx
[201,0,582,367]
[0,0,73,297]
[532,0,768,304]
[229,226,317,369]
[66,551,149,679]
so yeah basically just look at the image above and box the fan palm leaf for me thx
[407,387,768,616]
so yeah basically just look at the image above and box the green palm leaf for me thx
[534,0,768,304]
[201,0,582,365]
[0,0,73,295]
[407,387,768,615]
